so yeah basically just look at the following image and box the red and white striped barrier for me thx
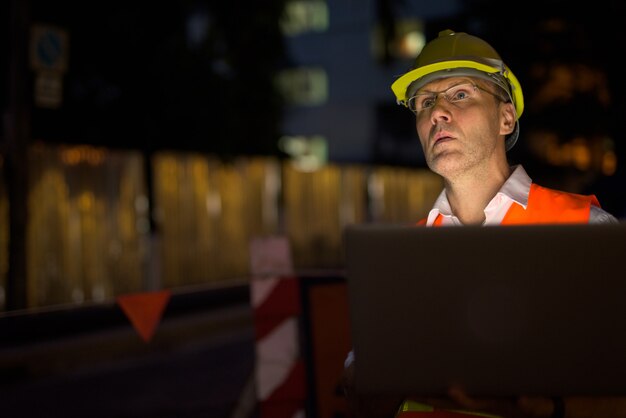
[250,236,306,418]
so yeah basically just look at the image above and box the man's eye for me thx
[421,97,435,108]
[451,89,470,101]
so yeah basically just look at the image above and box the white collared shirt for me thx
[424,165,618,226]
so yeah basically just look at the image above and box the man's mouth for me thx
[432,131,453,146]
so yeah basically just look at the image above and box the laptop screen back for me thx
[344,223,626,397]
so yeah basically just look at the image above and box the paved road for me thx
[1,302,257,418]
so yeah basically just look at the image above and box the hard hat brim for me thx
[391,60,524,119]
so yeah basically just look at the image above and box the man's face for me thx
[413,76,515,180]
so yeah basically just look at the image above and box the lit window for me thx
[186,9,210,50]
[276,67,328,106]
[281,0,329,36]
[371,18,425,61]
[279,135,327,172]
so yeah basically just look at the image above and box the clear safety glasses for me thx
[407,82,504,116]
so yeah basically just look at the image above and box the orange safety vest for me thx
[421,183,599,226]
[398,184,599,417]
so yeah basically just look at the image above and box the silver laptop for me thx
[344,222,626,397]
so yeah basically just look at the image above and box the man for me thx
[391,29,617,227]
[342,29,621,418]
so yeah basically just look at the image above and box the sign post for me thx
[29,24,69,109]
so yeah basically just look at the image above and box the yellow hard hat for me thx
[391,29,524,150]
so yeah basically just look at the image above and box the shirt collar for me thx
[497,164,531,208]
[425,164,532,225]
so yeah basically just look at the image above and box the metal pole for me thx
[4,0,31,310]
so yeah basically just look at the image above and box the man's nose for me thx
[429,94,452,121]
[432,92,452,108]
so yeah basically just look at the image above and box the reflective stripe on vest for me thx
[395,400,501,417]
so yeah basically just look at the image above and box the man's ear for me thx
[500,103,516,136]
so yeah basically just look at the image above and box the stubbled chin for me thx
[427,150,465,177]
